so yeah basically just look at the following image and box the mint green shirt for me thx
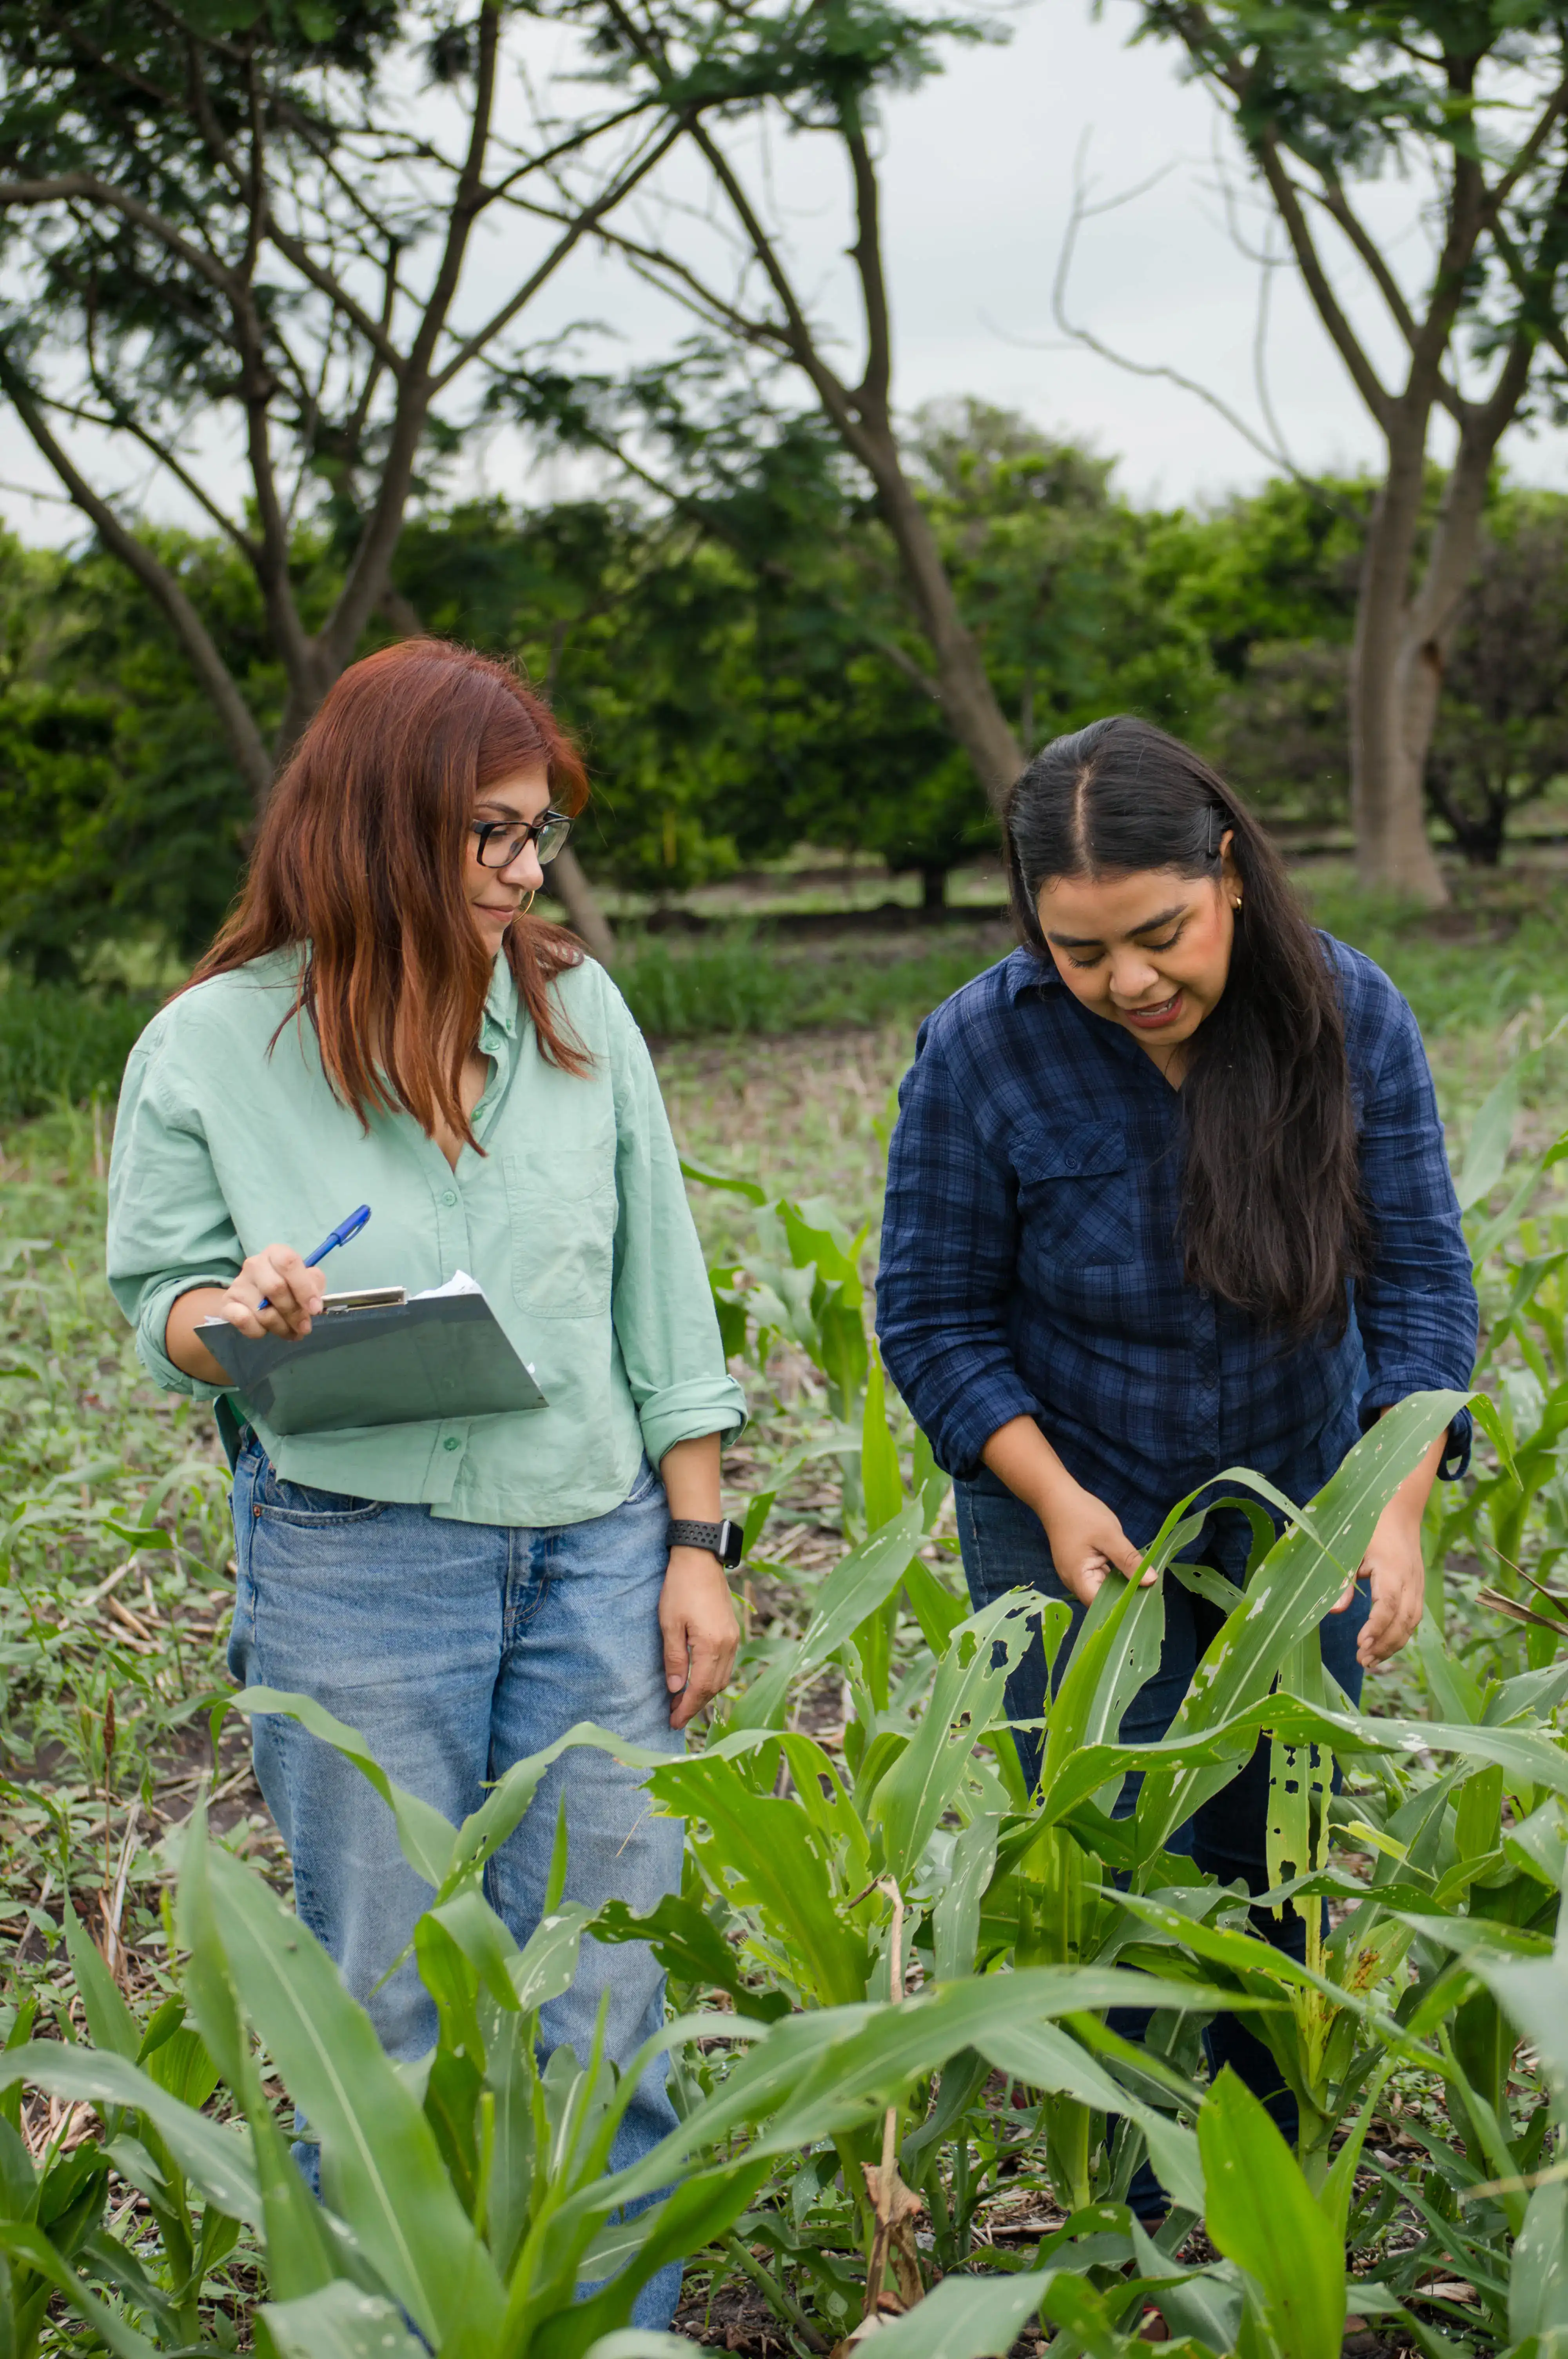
[106,949,746,1525]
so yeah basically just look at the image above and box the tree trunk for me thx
[1395,391,1519,865]
[1352,343,1528,903]
[1348,424,1448,905]
[920,864,946,914]
[855,422,1024,811]
[544,845,620,965]
[273,645,343,782]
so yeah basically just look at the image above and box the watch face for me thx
[721,1520,744,1569]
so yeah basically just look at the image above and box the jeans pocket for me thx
[621,1454,663,1509]
[254,1459,386,1525]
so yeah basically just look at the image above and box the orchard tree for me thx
[1131,0,1568,903]
[0,0,701,955]
[566,0,1031,818]
[1425,494,1568,865]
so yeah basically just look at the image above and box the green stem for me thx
[722,2234,827,2353]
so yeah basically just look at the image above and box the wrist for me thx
[666,1544,729,1574]
[1027,1463,1087,1528]
[666,1516,744,1571]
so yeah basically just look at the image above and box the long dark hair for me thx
[185,642,592,1149]
[1005,716,1365,1339]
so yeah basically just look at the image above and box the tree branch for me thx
[315,0,503,680]
[261,219,408,373]
[0,346,273,806]
[231,53,312,689]
[845,126,891,422]
[1475,66,1568,236]
[430,116,686,394]
[69,361,259,562]
[0,175,236,296]
[1253,135,1393,427]
[685,122,873,466]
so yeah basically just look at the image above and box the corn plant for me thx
[0,1690,1283,2359]
[682,1164,873,1528]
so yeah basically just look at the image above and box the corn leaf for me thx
[1199,2069,1345,2359]
[611,1965,1276,2199]
[1510,2180,1568,2344]
[257,2282,428,2359]
[201,1844,506,2354]
[728,1499,926,1730]
[1132,1392,1468,1850]
[228,1686,460,1887]
[821,2268,1058,2359]
[638,1752,869,2006]
[0,2220,163,2359]
[0,2043,260,2225]
[176,1806,342,2302]
[872,1594,1036,1882]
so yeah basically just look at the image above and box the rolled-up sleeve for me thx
[606,996,747,1467]
[875,1019,1044,1480]
[106,1025,242,1400]
[1352,989,1478,1477]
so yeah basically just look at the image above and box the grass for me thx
[7,862,1568,1106]
[613,920,1011,1039]
[0,984,157,1126]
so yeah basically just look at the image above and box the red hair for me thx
[186,641,592,1145]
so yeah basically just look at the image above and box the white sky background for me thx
[8,0,1568,545]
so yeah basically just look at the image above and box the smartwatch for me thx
[666,1517,745,1570]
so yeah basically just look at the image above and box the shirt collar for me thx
[1004,944,1060,1001]
[481,953,521,1044]
[1002,941,1160,1081]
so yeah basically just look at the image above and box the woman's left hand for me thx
[660,1547,740,1730]
[1331,1499,1427,1670]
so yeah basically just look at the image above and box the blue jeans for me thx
[228,1442,685,2328]
[955,1470,1369,2214]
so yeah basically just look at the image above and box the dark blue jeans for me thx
[955,1468,1369,2215]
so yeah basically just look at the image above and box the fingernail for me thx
[667,1675,684,1690]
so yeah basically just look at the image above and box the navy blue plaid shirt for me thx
[875,938,1476,1547]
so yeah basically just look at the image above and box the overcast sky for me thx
[8,0,1568,545]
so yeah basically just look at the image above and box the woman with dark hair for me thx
[875,715,1476,2204]
[107,640,746,2324]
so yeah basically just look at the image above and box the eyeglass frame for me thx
[470,810,573,869]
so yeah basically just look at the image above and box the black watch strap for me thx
[667,1516,744,1570]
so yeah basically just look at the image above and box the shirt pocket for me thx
[504,1144,618,1320]
[1012,1119,1137,1267]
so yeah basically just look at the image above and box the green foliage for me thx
[0,529,287,979]
[0,987,156,1124]
[14,956,1568,2351]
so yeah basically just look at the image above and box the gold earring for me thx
[521,891,537,916]
[1232,896,1242,911]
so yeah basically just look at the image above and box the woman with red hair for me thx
[107,641,746,2326]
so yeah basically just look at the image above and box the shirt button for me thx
[443,1436,460,1453]
[441,1187,457,1207]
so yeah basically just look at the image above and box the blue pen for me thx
[258,1203,372,1311]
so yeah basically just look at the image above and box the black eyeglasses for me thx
[471,811,573,869]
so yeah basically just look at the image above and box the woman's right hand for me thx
[213,1245,326,1341]
[980,1414,1152,1607]
[1039,1478,1151,1607]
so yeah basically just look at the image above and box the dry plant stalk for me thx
[859,1880,924,2323]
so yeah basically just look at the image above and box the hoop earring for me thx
[520,891,537,916]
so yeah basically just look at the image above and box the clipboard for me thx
[197,1288,547,1436]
